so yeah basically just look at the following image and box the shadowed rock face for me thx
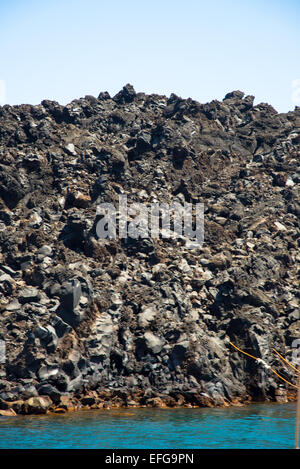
[0,84,299,412]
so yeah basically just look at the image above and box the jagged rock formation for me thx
[0,84,299,414]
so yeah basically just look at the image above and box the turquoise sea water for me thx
[0,402,297,449]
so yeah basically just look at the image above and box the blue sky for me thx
[0,0,300,112]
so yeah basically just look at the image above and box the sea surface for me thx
[0,402,297,449]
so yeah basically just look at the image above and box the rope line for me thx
[229,341,259,361]
[268,367,298,389]
[272,348,299,374]
[229,341,298,390]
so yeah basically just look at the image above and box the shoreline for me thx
[0,388,297,417]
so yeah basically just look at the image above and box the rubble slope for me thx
[0,85,299,412]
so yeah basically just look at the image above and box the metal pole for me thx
[295,362,300,449]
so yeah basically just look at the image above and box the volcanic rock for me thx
[0,85,299,411]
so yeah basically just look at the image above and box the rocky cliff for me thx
[0,84,299,414]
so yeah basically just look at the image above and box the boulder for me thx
[143,332,165,354]
[37,384,62,404]
[0,408,17,417]
[23,396,52,414]
[18,287,41,304]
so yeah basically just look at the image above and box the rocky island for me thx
[0,84,299,415]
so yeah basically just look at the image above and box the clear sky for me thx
[0,0,300,112]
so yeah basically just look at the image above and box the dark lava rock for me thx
[0,85,299,411]
[18,288,41,304]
